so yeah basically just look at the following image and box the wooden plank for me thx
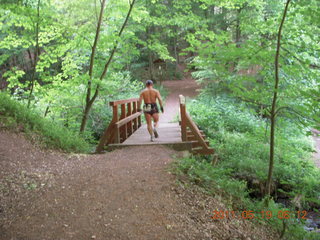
[187,130,204,134]
[96,105,119,153]
[192,147,214,155]
[179,95,186,104]
[109,141,193,151]
[179,95,187,141]
[185,112,208,149]
[112,104,118,121]
[110,98,139,107]
[138,100,142,127]
[107,128,116,144]
[97,95,215,156]
[123,123,181,144]
[138,114,142,127]
[115,128,120,143]
[127,102,133,136]
[186,131,207,142]
[120,104,127,142]
[187,136,206,141]
[116,112,142,128]
[191,140,209,148]
[95,120,115,153]
[132,101,138,131]
[187,133,206,138]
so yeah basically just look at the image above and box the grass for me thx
[173,93,320,239]
[0,92,91,153]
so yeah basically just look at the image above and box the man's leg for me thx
[144,113,154,141]
[152,113,159,138]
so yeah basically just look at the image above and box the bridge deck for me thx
[124,123,181,144]
[97,95,213,155]
[108,123,193,151]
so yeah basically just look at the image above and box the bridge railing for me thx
[96,98,142,153]
[179,95,214,155]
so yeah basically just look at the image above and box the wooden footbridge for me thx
[96,95,214,155]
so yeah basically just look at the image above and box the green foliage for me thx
[0,0,319,237]
[249,199,320,240]
[174,95,320,239]
[174,157,249,203]
[175,156,320,239]
[187,94,320,209]
[187,0,320,129]
[0,93,90,152]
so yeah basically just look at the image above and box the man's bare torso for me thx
[141,88,159,104]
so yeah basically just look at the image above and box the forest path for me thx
[120,71,200,145]
[0,132,277,240]
[160,67,200,123]
[0,131,196,239]
[0,73,277,240]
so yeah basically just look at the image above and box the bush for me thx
[174,157,249,202]
[186,93,320,207]
[0,92,91,153]
[174,156,320,239]
[174,93,320,239]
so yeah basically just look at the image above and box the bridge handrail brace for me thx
[110,98,140,107]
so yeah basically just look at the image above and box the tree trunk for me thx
[173,33,179,65]
[79,0,136,133]
[80,98,95,133]
[79,0,106,133]
[235,8,242,48]
[265,0,291,196]
[44,104,50,117]
[27,0,40,108]
[146,26,154,80]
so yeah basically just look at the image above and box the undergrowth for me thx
[0,93,90,153]
[174,93,320,239]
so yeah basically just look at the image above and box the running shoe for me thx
[153,128,159,138]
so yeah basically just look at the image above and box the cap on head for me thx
[146,80,153,86]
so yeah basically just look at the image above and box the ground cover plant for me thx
[174,93,320,239]
[0,92,90,153]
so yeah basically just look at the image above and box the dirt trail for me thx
[160,76,200,123]
[0,132,277,240]
[0,74,277,240]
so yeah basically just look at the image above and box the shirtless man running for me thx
[138,80,164,142]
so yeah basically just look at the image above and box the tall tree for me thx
[79,0,136,133]
[265,0,291,196]
[27,0,41,108]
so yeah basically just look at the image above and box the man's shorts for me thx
[143,103,159,115]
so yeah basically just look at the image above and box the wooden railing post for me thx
[114,105,120,143]
[132,101,138,131]
[95,97,145,152]
[138,100,142,127]
[120,104,127,142]
[179,95,187,141]
[96,105,119,152]
[113,105,119,125]
[127,102,133,136]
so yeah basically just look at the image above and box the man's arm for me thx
[156,91,164,113]
[137,92,143,112]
